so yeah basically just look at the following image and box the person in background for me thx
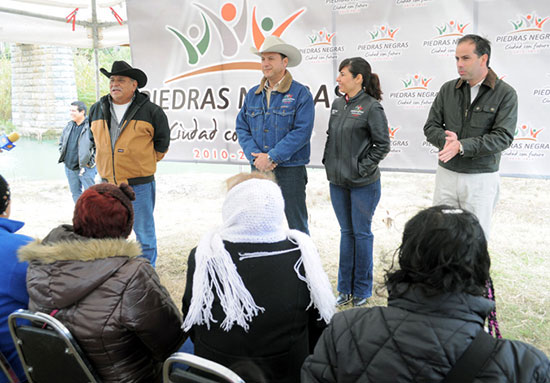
[18,183,184,383]
[58,100,96,203]
[302,205,550,382]
[89,61,170,267]
[423,34,518,239]
[0,174,32,383]
[182,173,335,383]
[323,57,390,307]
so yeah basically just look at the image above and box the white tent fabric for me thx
[0,0,129,48]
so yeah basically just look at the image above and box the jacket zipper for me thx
[101,100,117,184]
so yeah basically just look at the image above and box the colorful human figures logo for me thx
[515,125,544,141]
[368,25,399,42]
[388,125,400,139]
[308,28,336,46]
[435,20,469,38]
[510,13,548,33]
[401,74,432,90]
[165,1,305,83]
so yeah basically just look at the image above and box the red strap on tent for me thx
[65,8,78,31]
[110,6,124,25]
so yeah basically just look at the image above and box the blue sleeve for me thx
[10,260,29,305]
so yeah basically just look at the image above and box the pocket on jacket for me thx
[273,108,296,138]
[470,104,497,130]
[245,108,264,131]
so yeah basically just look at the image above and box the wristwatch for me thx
[459,142,464,156]
[267,154,274,163]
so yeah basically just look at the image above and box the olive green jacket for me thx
[423,68,517,173]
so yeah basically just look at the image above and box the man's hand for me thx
[438,131,461,163]
[252,152,277,172]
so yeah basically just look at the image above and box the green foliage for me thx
[73,46,132,110]
[0,44,12,122]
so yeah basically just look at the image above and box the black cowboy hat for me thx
[100,60,147,88]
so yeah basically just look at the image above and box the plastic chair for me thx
[8,309,101,383]
[163,352,245,383]
[0,350,21,383]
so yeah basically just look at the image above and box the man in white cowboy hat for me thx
[88,60,170,267]
[236,36,315,234]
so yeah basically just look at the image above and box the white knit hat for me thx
[182,178,335,332]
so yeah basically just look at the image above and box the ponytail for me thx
[365,72,383,101]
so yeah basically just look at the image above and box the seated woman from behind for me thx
[302,205,550,382]
[18,183,185,383]
[182,172,335,383]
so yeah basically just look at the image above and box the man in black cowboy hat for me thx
[88,60,170,267]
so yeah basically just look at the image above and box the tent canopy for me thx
[0,0,129,48]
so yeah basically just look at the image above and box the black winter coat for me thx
[183,240,326,383]
[302,283,550,383]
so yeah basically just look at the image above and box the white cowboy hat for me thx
[250,36,302,67]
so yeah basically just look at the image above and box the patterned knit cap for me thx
[0,174,10,215]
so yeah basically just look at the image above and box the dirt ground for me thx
[9,168,550,355]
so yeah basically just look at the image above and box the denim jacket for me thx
[236,72,314,166]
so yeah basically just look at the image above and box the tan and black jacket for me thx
[89,91,170,185]
[18,225,185,383]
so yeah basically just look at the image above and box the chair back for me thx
[0,349,21,383]
[163,352,245,383]
[8,309,102,383]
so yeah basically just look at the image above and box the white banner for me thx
[127,0,550,177]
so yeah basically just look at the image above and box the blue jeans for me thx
[330,180,381,299]
[65,166,97,203]
[132,181,158,267]
[251,165,309,234]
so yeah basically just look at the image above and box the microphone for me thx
[0,132,20,151]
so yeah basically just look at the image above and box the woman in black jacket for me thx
[323,57,390,307]
[302,206,550,382]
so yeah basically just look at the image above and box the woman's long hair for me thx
[336,57,383,100]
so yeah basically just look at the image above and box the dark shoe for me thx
[352,297,368,307]
[336,293,352,306]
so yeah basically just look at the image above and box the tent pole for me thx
[91,0,100,101]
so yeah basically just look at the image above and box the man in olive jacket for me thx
[89,61,170,267]
[423,34,517,238]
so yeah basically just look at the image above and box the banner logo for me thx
[515,124,544,141]
[165,1,305,82]
[389,73,437,109]
[308,28,335,45]
[423,20,470,55]
[387,124,409,154]
[505,123,549,161]
[496,12,550,53]
[510,13,549,33]
[301,27,344,62]
[358,24,409,60]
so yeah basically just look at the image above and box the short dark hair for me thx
[71,101,87,116]
[385,205,490,296]
[458,34,491,67]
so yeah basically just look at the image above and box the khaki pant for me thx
[433,165,500,240]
